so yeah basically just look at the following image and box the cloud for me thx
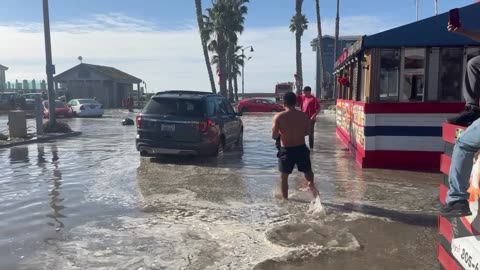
[0,13,398,93]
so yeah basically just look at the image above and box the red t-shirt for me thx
[297,95,320,119]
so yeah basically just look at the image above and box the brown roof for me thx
[54,63,142,83]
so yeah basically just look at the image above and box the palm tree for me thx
[204,0,249,99]
[211,46,244,101]
[290,0,308,93]
[195,0,217,93]
[315,0,324,98]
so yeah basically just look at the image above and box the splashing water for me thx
[307,196,327,218]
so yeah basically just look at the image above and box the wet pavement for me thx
[0,110,441,270]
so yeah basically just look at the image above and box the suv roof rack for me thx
[155,90,215,96]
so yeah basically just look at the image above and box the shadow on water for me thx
[325,202,437,228]
[148,149,246,169]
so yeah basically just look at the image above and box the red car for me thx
[237,98,284,113]
[43,100,73,118]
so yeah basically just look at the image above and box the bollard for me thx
[35,96,43,135]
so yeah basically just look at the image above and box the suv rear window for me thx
[144,97,204,116]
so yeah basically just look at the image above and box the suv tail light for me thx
[199,119,213,133]
[80,105,85,110]
[136,115,142,128]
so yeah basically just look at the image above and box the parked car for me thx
[21,93,42,108]
[43,100,73,118]
[0,92,20,107]
[237,98,284,113]
[67,99,104,117]
[136,90,243,157]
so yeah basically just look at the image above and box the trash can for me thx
[8,110,27,138]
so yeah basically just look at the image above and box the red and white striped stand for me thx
[439,123,480,270]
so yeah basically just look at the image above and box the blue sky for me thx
[0,0,477,93]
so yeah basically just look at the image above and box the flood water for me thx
[0,111,441,270]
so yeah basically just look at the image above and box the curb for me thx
[0,131,82,149]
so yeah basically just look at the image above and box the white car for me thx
[67,99,104,117]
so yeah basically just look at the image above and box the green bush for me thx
[43,121,72,133]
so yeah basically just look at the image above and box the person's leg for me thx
[304,171,319,198]
[463,56,480,107]
[448,56,480,126]
[278,148,294,199]
[280,173,290,199]
[442,118,480,216]
[309,121,315,149]
[297,145,319,198]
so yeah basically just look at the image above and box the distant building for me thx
[54,63,142,108]
[311,35,362,98]
[0,64,8,91]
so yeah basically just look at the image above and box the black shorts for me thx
[277,144,312,175]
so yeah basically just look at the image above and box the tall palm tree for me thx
[204,0,249,99]
[211,46,244,101]
[315,0,324,98]
[195,0,216,93]
[290,0,308,93]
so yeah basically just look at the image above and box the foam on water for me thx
[307,196,327,219]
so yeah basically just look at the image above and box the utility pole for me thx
[240,46,254,100]
[42,0,56,125]
[434,0,438,15]
[333,0,340,100]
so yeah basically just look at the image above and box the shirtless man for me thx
[272,91,320,199]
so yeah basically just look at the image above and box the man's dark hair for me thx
[303,86,312,92]
[283,92,297,107]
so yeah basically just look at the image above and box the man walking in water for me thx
[297,86,321,149]
[272,92,320,199]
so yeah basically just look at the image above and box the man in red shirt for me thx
[297,86,321,149]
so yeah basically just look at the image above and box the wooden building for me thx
[54,63,142,108]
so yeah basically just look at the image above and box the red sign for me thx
[336,50,349,67]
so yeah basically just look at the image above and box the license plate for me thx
[161,124,175,132]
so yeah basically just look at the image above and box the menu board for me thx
[336,101,365,148]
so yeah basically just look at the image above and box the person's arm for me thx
[310,99,321,121]
[272,115,281,140]
[448,23,480,43]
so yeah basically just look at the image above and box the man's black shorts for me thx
[277,144,312,174]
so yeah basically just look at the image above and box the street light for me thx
[241,46,254,100]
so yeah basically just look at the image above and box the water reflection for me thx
[44,145,66,231]
[9,147,29,164]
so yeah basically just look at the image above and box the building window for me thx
[379,49,400,101]
[439,48,463,101]
[400,48,426,102]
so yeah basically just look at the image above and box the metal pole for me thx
[42,0,56,125]
[434,0,438,15]
[333,0,340,100]
[416,0,419,21]
[241,49,245,100]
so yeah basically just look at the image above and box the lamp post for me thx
[241,46,254,100]
[42,0,56,125]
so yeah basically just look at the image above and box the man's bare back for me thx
[273,109,310,147]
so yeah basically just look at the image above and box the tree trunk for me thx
[227,45,235,103]
[218,34,228,97]
[295,0,303,94]
[234,75,239,101]
[315,0,324,99]
[195,0,217,93]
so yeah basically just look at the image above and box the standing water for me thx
[0,111,440,269]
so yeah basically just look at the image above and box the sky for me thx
[0,0,476,93]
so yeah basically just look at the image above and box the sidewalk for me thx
[0,131,81,149]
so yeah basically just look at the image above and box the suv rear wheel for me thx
[235,130,243,150]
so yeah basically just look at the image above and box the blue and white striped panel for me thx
[363,113,458,151]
